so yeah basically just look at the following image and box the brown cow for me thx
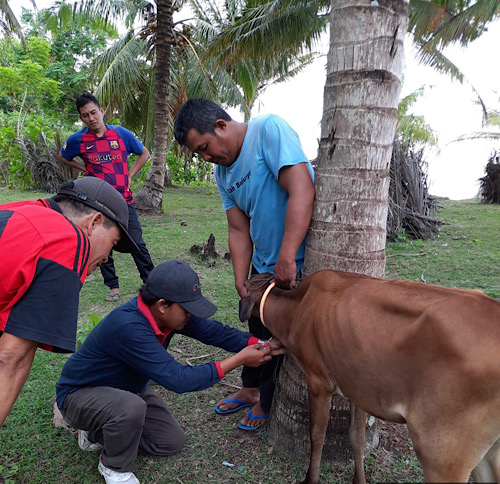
[239,270,500,483]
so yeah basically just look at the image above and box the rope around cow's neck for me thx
[259,282,276,327]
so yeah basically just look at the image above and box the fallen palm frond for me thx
[479,151,500,204]
[387,140,441,240]
[16,131,79,193]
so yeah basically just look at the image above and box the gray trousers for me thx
[61,386,185,472]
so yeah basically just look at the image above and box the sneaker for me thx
[98,461,139,484]
[78,430,103,452]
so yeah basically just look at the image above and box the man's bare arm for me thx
[58,151,86,173]
[0,333,38,427]
[226,206,253,298]
[275,163,315,288]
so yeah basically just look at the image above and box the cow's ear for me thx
[239,297,254,322]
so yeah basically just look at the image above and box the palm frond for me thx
[409,1,454,41]
[410,0,500,51]
[203,0,328,68]
[79,0,152,30]
[412,37,465,81]
[453,131,500,142]
[94,31,149,121]
[37,2,118,38]
[0,0,27,48]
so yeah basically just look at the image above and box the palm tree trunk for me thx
[269,0,409,467]
[135,0,173,212]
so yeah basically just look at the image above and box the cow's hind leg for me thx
[303,378,333,484]
[349,403,367,484]
[408,420,490,482]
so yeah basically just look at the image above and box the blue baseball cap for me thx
[146,260,217,318]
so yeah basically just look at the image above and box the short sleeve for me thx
[215,166,237,211]
[61,132,83,160]
[113,126,144,155]
[260,115,309,179]
[6,258,83,352]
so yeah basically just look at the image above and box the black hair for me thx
[76,91,101,113]
[173,98,232,146]
[139,284,174,307]
[52,194,114,229]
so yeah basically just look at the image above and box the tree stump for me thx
[190,234,219,260]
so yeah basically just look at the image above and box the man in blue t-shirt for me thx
[174,99,315,431]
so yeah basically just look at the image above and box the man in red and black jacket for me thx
[0,177,138,427]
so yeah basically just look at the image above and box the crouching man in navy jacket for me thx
[56,260,282,484]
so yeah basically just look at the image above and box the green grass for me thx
[386,198,500,299]
[1,186,499,483]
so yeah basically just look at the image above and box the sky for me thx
[250,22,500,200]
[11,2,500,200]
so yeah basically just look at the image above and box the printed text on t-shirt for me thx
[87,153,122,163]
[227,171,251,194]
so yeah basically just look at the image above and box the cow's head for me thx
[239,272,274,322]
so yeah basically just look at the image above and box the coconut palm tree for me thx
[89,0,324,209]
[0,0,36,48]
[265,1,409,464]
[72,0,175,210]
[133,0,174,208]
[89,0,250,203]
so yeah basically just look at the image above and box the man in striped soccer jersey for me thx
[59,92,154,303]
[0,177,138,427]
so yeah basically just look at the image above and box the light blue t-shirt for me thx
[215,114,314,274]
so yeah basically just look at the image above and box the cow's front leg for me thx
[303,377,333,484]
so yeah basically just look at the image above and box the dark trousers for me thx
[100,203,154,289]
[241,267,284,413]
[61,386,185,472]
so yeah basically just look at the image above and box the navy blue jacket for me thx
[56,295,256,408]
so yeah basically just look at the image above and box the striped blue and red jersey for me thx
[61,125,144,204]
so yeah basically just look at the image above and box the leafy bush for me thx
[167,152,214,186]
[133,152,215,187]
[133,155,151,186]
[0,124,24,185]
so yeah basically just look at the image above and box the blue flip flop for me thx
[215,398,253,415]
[237,409,269,431]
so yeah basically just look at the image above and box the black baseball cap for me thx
[56,177,139,254]
[146,260,217,318]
